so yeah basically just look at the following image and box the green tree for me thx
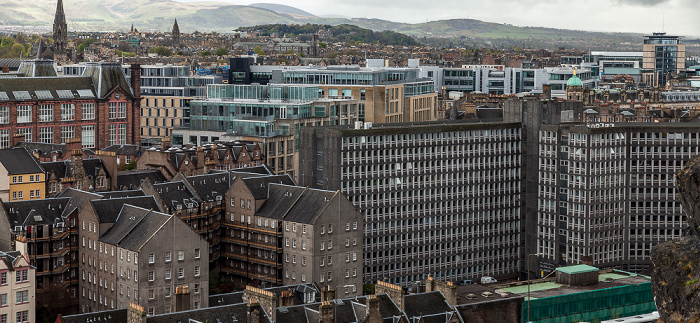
[318,42,327,48]
[200,50,212,56]
[149,46,172,57]
[83,38,95,47]
[253,46,266,56]
[0,37,13,48]
[77,43,85,53]
[214,48,228,56]
[11,43,25,57]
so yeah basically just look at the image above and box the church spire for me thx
[172,19,181,47]
[53,0,68,61]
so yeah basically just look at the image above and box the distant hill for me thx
[248,3,316,17]
[247,24,420,46]
[0,0,650,50]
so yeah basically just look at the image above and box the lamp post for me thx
[526,253,540,323]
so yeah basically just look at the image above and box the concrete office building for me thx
[642,33,686,87]
[534,123,699,273]
[298,121,523,285]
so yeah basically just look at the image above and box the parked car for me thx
[480,276,498,284]
[459,279,476,285]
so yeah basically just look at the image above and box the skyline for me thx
[173,0,700,37]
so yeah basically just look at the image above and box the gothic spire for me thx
[53,0,68,59]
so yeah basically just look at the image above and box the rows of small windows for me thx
[630,131,700,142]
[588,188,625,203]
[629,200,682,214]
[341,128,522,148]
[364,208,520,237]
[587,132,626,145]
[630,173,675,185]
[0,125,97,149]
[0,103,96,124]
[341,142,521,166]
[590,243,624,264]
[630,159,685,172]
[631,145,699,156]
[347,182,520,209]
[342,155,521,180]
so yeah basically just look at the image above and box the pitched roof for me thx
[0,77,95,101]
[242,174,295,200]
[2,197,71,227]
[57,308,128,323]
[101,144,140,156]
[185,172,230,202]
[99,205,169,251]
[0,250,23,271]
[0,148,44,174]
[152,181,200,210]
[81,62,133,99]
[255,184,307,220]
[283,187,337,224]
[117,170,167,189]
[90,196,160,223]
[404,291,454,321]
[147,302,271,323]
[98,190,145,199]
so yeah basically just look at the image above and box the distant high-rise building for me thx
[642,33,685,87]
[172,19,181,47]
[52,0,68,61]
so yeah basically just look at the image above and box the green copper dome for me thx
[566,74,583,87]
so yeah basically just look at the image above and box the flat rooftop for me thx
[501,270,651,300]
[454,284,524,305]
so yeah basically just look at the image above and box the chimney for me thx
[319,301,335,323]
[581,255,594,266]
[95,150,119,190]
[66,137,82,152]
[244,286,276,322]
[10,133,24,147]
[175,285,191,312]
[280,289,295,307]
[2,65,8,73]
[365,295,383,323]
[130,63,141,99]
[375,280,405,311]
[543,84,552,100]
[247,301,264,323]
[321,285,336,302]
[127,303,147,323]
[161,137,171,150]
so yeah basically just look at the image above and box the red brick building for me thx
[0,60,141,150]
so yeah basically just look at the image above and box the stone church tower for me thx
[53,0,68,62]
[172,19,181,47]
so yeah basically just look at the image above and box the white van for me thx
[480,276,497,284]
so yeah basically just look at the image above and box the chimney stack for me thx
[10,133,24,147]
[375,280,405,311]
[365,295,383,323]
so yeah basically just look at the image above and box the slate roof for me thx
[101,144,140,156]
[82,62,133,99]
[153,181,200,211]
[99,205,170,252]
[148,302,271,323]
[255,184,307,220]
[58,308,128,323]
[209,291,244,307]
[12,141,89,159]
[17,59,57,77]
[3,197,71,228]
[404,291,455,322]
[0,58,23,69]
[0,148,44,174]
[117,170,167,189]
[90,196,160,223]
[242,174,295,200]
[0,250,22,271]
[185,172,230,202]
[56,187,104,218]
[98,189,145,199]
[283,187,337,225]
[42,158,109,180]
[230,165,272,175]
[0,77,95,101]
[275,294,406,323]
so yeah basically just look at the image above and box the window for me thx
[15,311,27,323]
[60,126,75,143]
[178,267,184,278]
[353,221,357,230]
[0,273,5,285]
[61,104,75,121]
[353,252,357,261]
[147,307,154,316]
[320,241,324,250]
[39,127,53,144]
[148,253,155,263]
[194,283,200,294]
[194,266,200,277]
[81,125,95,148]
[194,248,200,259]
[15,290,28,304]
[328,224,333,233]
[328,240,332,249]
[148,289,154,299]
[292,255,296,264]
[302,256,306,265]
[108,123,126,145]
[148,271,154,281]
[15,270,27,283]
[0,293,6,306]
[178,250,184,261]
[345,269,350,278]
[82,103,95,120]
[109,102,127,119]
[302,241,306,250]
[165,287,171,297]
[165,251,171,262]
[0,106,8,124]
[39,104,53,122]
[346,222,350,231]
[17,105,31,123]
[165,269,171,280]
[302,224,306,234]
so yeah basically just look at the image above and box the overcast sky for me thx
[177,0,699,37]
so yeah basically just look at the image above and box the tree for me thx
[200,50,211,57]
[0,37,13,48]
[214,48,228,56]
[318,42,327,48]
[11,43,25,57]
[77,43,85,53]
[149,46,172,57]
[253,46,266,56]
